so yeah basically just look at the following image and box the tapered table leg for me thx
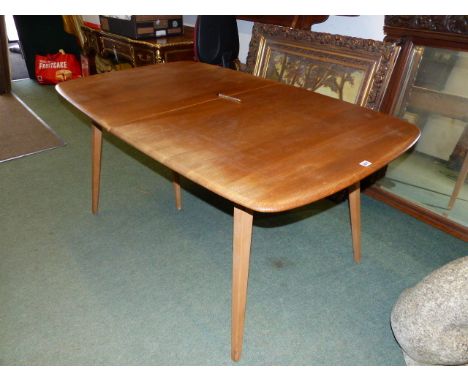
[172,171,182,210]
[448,153,468,210]
[348,182,361,263]
[231,206,253,362]
[92,124,102,215]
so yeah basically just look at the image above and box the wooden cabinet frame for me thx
[368,16,468,241]
[0,16,11,94]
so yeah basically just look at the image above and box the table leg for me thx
[448,154,468,210]
[92,124,102,215]
[348,182,361,263]
[231,206,253,362]
[172,171,182,210]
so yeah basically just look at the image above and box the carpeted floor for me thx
[0,92,64,162]
[0,79,465,366]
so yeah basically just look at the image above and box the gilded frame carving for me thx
[385,15,468,36]
[245,23,401,111]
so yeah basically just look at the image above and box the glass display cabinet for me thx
[368,16,468,241]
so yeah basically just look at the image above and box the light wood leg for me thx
[172,171,182,210]
[348,182,361,264]
[231,206,253,362]
[448,154,468,210]
[92,124,102,215]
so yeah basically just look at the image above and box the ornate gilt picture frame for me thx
[245,23,400,111]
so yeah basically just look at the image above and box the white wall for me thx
[182,15,197,25]
[82,15,100,25]
[4,15,19,41]
[313,16,385,41]
[184,15,385,63]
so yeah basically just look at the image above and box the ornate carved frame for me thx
[245,23,400,111]
[385,16,468,37]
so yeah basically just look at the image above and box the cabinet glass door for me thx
[376,46,468,227]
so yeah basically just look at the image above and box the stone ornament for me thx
[391,256,468,365]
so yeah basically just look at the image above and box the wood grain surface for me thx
[56,61,276,130]
[57,60,421,362]
[57,61,420,213]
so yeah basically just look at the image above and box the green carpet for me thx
[0,79,465,365]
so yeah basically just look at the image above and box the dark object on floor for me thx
[391,256,468,366]
[0,93,64,162]
[195,16,239,69]
[9,44,21,54]
[13,16,81,80]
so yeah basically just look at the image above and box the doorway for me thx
[5,15,29,80]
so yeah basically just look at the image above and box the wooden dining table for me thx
[56,61,420,361]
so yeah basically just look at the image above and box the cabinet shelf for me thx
[407,86,468,122]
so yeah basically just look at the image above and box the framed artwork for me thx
[245,23,400,111]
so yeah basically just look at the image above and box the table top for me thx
[56,61,420,213]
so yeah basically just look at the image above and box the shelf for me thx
[407,86,468,122]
